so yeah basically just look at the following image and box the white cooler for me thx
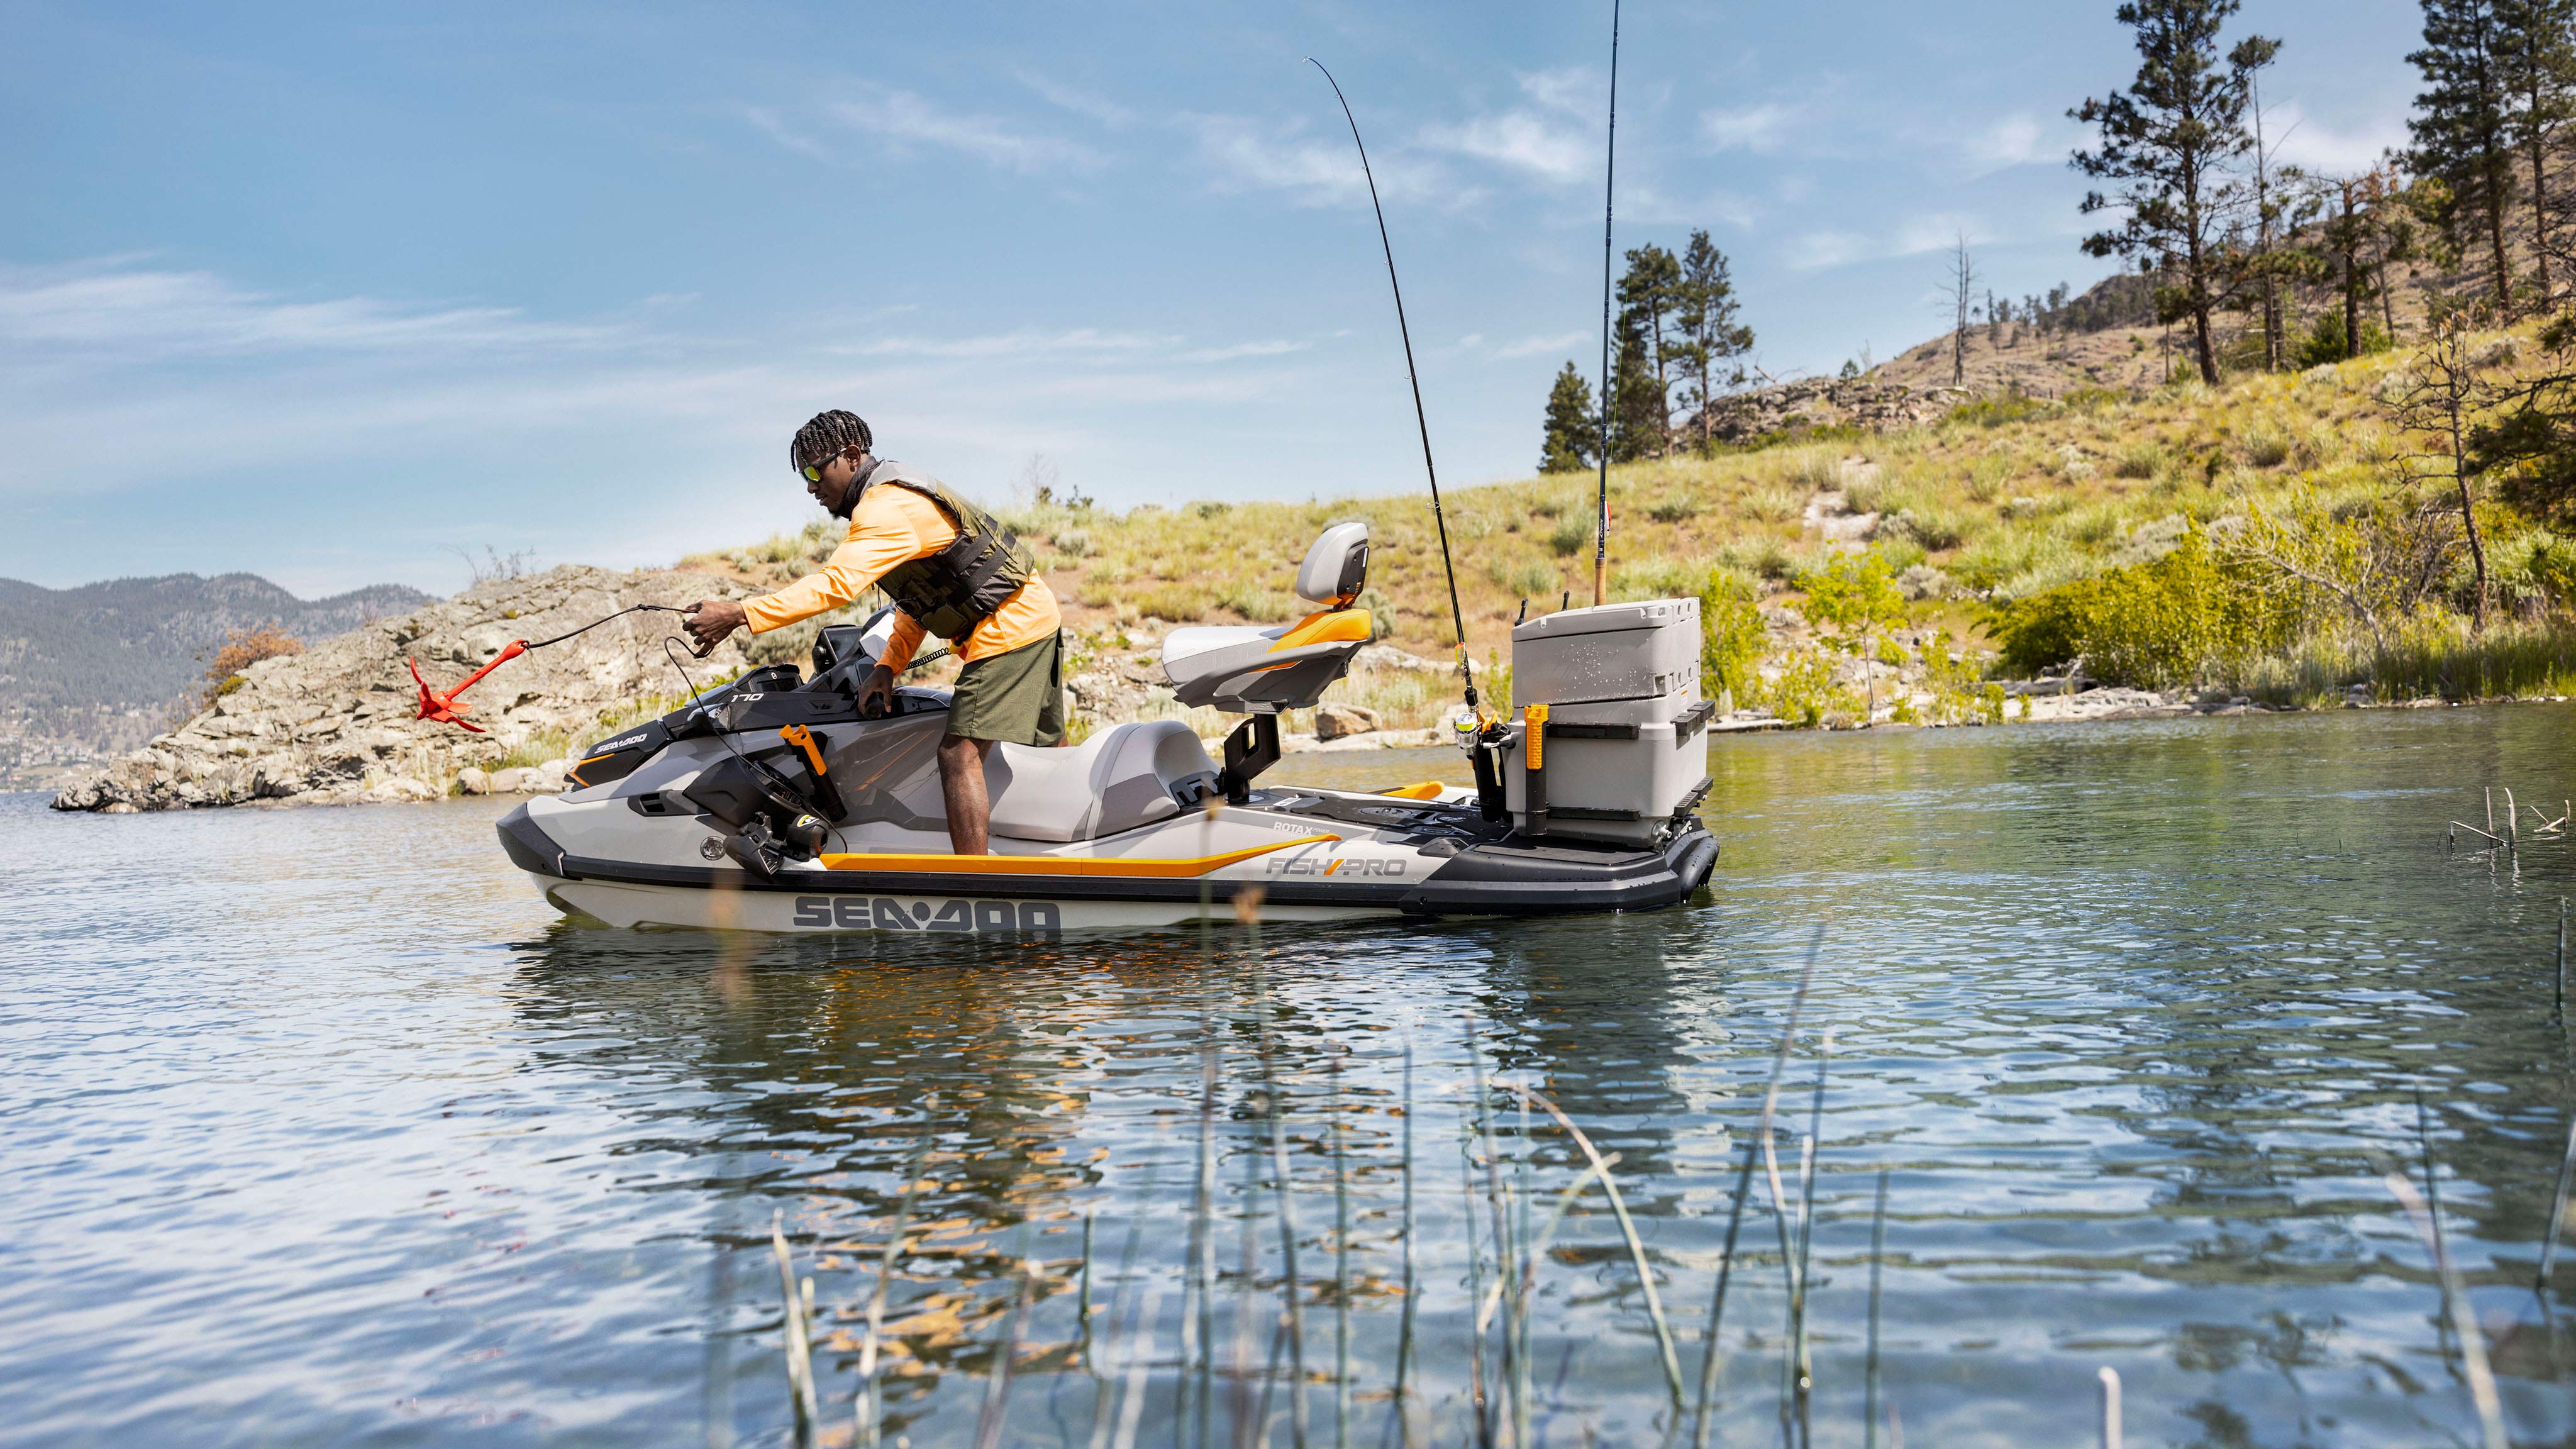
[1500,600,1713,846]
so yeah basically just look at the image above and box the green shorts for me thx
[947,630,1067,746]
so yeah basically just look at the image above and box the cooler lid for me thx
[1510,597,1698,643]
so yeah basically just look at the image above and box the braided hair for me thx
[789,409,873,473]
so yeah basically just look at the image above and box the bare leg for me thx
[938,735,997,855]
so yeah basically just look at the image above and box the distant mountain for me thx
[0,572,436,787]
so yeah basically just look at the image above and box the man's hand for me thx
[684,598,748,655]
[857,663,897,718]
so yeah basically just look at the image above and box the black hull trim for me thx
[497,805,1716,918]
[1401,828,1716,916]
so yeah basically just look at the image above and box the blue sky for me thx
[3,1,2422,596]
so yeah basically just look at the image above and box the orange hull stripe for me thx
[1378,781,1446,800]
[818,833,1343,878]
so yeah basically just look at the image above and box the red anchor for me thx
[409,641,527,733]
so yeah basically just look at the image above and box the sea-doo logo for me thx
[599,732,650,753]
[1264,856,1407,877]
[792,896,1061,936]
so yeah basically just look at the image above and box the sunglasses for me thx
[798,447,853,484]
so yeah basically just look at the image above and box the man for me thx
[685,409,1064,856]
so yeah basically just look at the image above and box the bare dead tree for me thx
[2381,305,2506,630]
[1944,235,1979,387]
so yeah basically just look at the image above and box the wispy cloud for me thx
[835,328,1170,360]
[0,260,626,358]
[1966,114,2047,170]
[1785,214,1985,272]
[2270,103,2407,174]
[1011,66,1136,130]
[1184,113,1452,206]
[743,106,833,164]
[1420,70,1598,182]
[1701,103,1797,155]
[1425,109,1589,181]
[1495,331,1589,360]
[825,89,1107,174]
[1179,339,1309,363]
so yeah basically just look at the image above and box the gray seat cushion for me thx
[984,720,1220,843]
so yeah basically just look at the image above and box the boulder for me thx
[455,767,491,796]
[487,767,531,794]
[1314,703,1383,740]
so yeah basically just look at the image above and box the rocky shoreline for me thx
[42,564,2543,814]
[48,567,757,813]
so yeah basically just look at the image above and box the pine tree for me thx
[2409,0,2518,308]
[1607,312,1665,463]
[1615,245,1682,448]
[1668,231,1755,449]
[2071,0,2272,384]
[2498,0,2576,302]
[1539,362,1597,474]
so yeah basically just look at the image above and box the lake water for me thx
[8,708,2576,1448]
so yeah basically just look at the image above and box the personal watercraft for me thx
[495,524,1718,933]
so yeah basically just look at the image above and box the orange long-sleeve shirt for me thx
[741,483,1060,673]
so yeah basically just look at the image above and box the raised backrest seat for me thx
[984,720,1221,842]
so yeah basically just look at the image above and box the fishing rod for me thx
[1593,0,1621,608]
[1308,57,1481,720]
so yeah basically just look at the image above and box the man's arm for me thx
[685,492,921,652]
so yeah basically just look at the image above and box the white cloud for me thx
[1011,67,1136,130]
[1426,109,1589,182]
[835,328,1169,360]
[1180,340,1309,363]
[1184,114,1454,208]
[0,260,625,358]
[1786,231,1870,271]
[1701,103,1796,155]
[1516,68,1601,118]
[1495,331,1589,359]
[2269,102,2408,174]
[1968,114,2046,169]
[1892,213,1984,257]
[743,106,832,164]
[825,89,1106,175]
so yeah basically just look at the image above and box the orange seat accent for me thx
[1269,608,1373,652]
[1378,782,1446,800]
[819,833,1342,878]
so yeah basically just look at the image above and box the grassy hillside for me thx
[691,318,2576,734]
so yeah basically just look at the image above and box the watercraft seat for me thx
[1162,521,1374,713]
[985,720,1221,843]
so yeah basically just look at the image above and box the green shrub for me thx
[1646,493,1698,522]
[2111,441,2165,479]
[2238,423,2293,469]
[2294,311,2393,369]
[1884,506,1968,550]
[1489,557,1559,597]
[1548,516,1593,557]
[1214,580,1299,621]
[1987,522,2289,687]
[1698,567,1768,708]
[1743,486,1803,523]
[1135,583,1212,621]
[1764,646,1841,726]
[1947,392,2052,428]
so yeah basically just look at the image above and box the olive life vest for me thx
[855,459,1038,641]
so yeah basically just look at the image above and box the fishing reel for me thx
[720,810,831,879]
[1446,704,1512,823]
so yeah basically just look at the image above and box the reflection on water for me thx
[7,706,2576,1447]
